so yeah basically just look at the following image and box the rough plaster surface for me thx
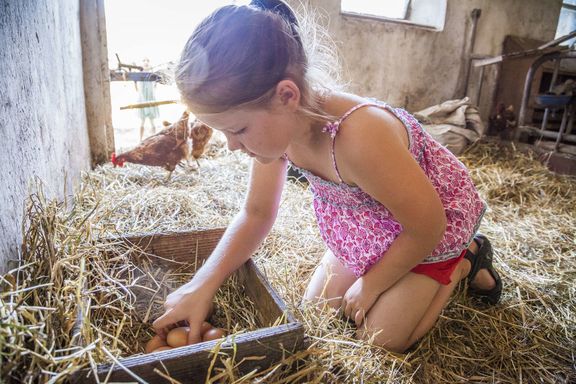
[297,0,562,118]
[0,1,91,273]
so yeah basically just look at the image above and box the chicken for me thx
[489,104,516,140]
[190,119,213,159]
[111,111,213,179]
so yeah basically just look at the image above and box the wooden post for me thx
[80,0,114,167]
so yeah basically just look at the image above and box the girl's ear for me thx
[275,80,300,110]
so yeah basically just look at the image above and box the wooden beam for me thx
[109,70,164,82]
[80,0,115,167]
[473,46,566,67]
[538,30,576,50]
[119,100,178,110]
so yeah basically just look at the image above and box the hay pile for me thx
[0,184,260,383]
[1,135,574,383]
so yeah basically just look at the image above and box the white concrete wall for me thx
[297,0,562,118]
[0,1,91,274]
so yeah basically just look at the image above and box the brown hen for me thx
[190,119,213,159]
[111,111,213,179]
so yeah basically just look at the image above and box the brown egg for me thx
[202,327,226,342]
[166,326,190,348]
[152,346,173,352]
[201,321,212,336]
[145,335,167,354]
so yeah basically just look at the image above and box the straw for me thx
[1,135,574,383]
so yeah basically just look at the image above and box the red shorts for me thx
[411,249,467,285]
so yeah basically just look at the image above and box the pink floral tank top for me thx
[288,101,486,277]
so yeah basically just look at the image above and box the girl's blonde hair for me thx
[176,1,342,122]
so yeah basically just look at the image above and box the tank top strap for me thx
[322,102,387,183]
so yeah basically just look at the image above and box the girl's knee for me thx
[300,295,342,313]
[302,276,344,310]
[355,327,411,353]
[304,253,356,309]
[303,268,341,309]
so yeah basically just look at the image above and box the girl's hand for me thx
[341,277,382,326]
[152,282,213,345]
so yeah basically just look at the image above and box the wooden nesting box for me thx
[71,228,305,383]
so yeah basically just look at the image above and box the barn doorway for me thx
[104,0,248,152]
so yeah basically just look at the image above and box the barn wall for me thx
[298,0,562,119]
[0,1,91,274]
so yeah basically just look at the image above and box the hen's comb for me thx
[111,152,122,167]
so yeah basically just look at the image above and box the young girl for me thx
[153,0,502,353]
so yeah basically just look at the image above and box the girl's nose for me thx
[225,134,242,151]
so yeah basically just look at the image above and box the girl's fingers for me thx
[152,308,176,334]
[341,297,348,317]
[176,320,189,328]
[187,322,203,345]
[354,308,364,327]
[156,326,168,339]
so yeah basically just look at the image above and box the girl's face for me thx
[196,106,297,164]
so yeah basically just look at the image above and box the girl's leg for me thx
[357,271,442,352]
[304,244,497,353]
[303,250,356,309]
[358,241,496,353]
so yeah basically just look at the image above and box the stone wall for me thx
[0,1,91,273]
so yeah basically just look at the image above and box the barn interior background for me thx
[0,0,574,383]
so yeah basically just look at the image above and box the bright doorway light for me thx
[341,0,410,20]
[105,0,248,150]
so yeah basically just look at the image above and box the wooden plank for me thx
[119,100,178,110]
[473,46,565,67]
[108,227,226,263]
[238,260,297,325]
[71,323,305,383]
[80,0,114,166]
[538,30,576,50]
[109,70,163,82]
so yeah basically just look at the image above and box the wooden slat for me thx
[72,323,305,383]
[473,46,566,67]
[109,227,226,262]
[120,100,178,110]
[237,260,297,325]
[109,70,163,82]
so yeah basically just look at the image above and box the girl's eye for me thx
[234,127,247,135]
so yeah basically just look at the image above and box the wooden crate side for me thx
[116,227,227,263]
[71,228,307,383]
[115,229,295,325]
[71,322,305,383]
[237,260,297,326]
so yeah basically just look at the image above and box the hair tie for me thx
[250,0,302,46]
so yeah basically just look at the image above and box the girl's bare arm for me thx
[153,157,287,340]
[336,107,447,321]
[188,157,287,295]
